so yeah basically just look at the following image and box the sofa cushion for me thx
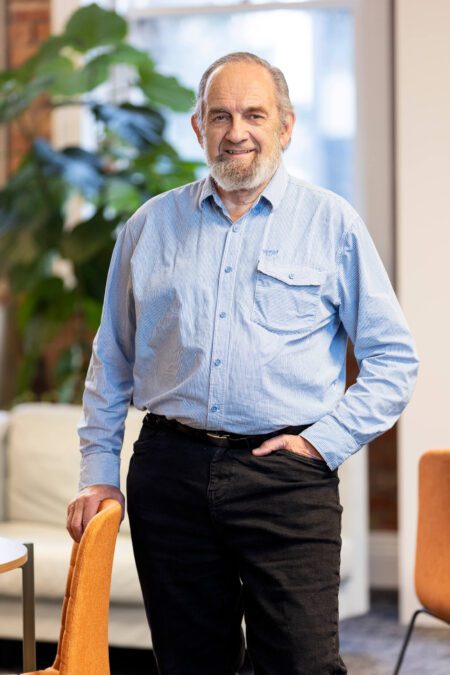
[0,520,143,605]
[6,403,146,534]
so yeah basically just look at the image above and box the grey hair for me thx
[193,52,294,130]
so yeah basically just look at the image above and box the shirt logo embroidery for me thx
[262,249,279,256]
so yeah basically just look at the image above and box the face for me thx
[191,62,295,192]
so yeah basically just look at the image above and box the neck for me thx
[214,176,272,223]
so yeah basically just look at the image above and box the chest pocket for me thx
[251,260,326,335]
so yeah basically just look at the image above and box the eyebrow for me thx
[207,105,269,117]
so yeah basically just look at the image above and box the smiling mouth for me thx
[223,149,255,156]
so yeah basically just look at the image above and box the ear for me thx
[191,114,204,147]
[280,110,296,150]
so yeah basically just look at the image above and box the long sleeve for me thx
[301,216,419,469]
[77,222,136,489]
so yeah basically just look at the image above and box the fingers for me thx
[67,497,87,543]
[81,498,101,537]
[66,486,126,542]
[67,494,101,543]
[252,435,287,456]
[66,502,76,541]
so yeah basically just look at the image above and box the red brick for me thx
[8,0,48,9]
[10,9,49,22]
[8,22,34,46]
[34,21,50,42]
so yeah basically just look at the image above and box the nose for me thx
[225,116,249,144]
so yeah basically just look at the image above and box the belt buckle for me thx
[206,431,231,447]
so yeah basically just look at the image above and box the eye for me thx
[211,114,228,122]
[248,114,264,120]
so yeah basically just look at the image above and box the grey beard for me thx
[206,141,283,192]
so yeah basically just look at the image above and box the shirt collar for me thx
[259,161,289,210]
[198,174,219,210]
[198,161,289,213]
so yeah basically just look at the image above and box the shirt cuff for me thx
[300,415,361,470]
[79,451,121,490]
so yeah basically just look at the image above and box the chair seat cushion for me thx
[0,521,142,605]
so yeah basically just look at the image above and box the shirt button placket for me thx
[207,218,243,427]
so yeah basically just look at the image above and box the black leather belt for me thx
[144,412,311,449]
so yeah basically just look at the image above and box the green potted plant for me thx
[0,3,201,404]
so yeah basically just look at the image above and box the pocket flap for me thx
[256,260,327,286]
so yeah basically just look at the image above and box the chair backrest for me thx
[52,499,122,675]
[415,449,450,622]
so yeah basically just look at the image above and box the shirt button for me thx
[219,312,226,318]
[232,226,239,232]
[224,266,233,273]
[210,405,219,413]
[288,273,295,279]
[214,359,222,367]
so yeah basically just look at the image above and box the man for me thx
[67,52,418,674]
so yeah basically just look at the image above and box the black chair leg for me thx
[393,607,431,674]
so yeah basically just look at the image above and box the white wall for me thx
[395,0,450,626]
[51,0,82,148]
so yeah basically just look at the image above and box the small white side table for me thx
[0,538,36,672]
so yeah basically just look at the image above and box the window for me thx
[110,1,356,203]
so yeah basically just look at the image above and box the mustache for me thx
[216,147,259,161]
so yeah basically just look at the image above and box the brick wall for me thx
[369,427,397,530]
[6,0,51,173]
[0,0,51,407]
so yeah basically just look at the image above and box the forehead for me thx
[204,62,278,110]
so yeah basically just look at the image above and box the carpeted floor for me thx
[339,591,450,675]
[0,592,449,674]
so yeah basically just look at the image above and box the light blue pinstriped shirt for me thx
[78,162,418,488]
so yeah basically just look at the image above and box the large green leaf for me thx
[86,44,155,71]
[60,210,119,264]
[80,297,103,331]
[33,139,104,197]
[73,244,115,302]
[105,178,142,214]
[33,35,71,64]
[49,45,153,97]
[0,75,51,123]
[0,159,66,267]
[91,103,165,149]
[64,4,127,52]
[17,277,75,337]
[38,53,110,96]
[0,38,72,119]
[139,70,195,112]
[8,252,55,294]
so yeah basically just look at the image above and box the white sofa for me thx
[0,403,368,648]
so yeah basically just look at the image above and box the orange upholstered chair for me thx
[393,450,450,674]
[22,498,122,675]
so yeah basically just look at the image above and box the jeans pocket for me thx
[275,449,330,469]
[133,425,166,454]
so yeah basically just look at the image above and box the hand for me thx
[66,484,125,543]
[252,434,324,461]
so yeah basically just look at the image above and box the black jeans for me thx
[127,418,347,675]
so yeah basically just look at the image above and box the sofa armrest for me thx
[0,411,10,521]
